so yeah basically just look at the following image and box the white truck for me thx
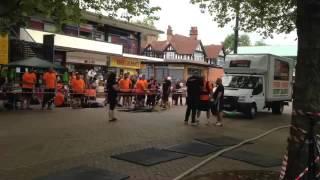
[222,54,294,118]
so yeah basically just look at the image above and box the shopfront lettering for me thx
[110,57,141,69]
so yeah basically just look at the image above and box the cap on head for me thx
[167,76,172,81]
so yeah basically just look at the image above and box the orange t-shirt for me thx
[119,79,132,92]
[135,80,146,94]
[22,72,37,89]
[54,92,65,107]
[43,72,57,89]
[72,79,85,94]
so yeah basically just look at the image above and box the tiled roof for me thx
[148,34,201,54]
[170,35,200,54]
[204,45,224,59]
[149,40,169,52]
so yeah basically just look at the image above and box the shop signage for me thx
[0,34,8,65]
[110,57,141,69]
[66,52,107,66]
[230,60,251,68]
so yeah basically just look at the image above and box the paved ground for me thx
[0,103,292,180]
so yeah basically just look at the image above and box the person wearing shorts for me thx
[135,76,147,107]
[212,78,224,127]
[162,76,172,109]
[42,68,57,110]
[71,73,86,107]
[197,80,212,125]
[22,70,37,110]
[119,73,132,107]
[107,72,119,121]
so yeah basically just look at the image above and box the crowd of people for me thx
[184,76,224,127]
[105,72,186,121]
[1,67,225,127]
[0,68,91,110]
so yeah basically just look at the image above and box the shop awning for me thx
[20,28,123,56]
[8,57,65,69]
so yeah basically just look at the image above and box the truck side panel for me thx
[266,55,293,102]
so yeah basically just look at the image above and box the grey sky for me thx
[150,0,297,46]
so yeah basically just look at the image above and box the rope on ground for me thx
[173,125,291,180]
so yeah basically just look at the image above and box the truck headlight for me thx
[238,96,247,102]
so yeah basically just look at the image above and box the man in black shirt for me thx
[212,78,224,127]
[185,75,203,125]
[162,76,172,108]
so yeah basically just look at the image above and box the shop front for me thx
[109,56,141,77]
[66,52,109,91]
[66,52,108,73]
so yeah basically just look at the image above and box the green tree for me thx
[254,40,267,46]
[134,16,158,29]
[192,0,319,179]
[0,0,160,32]
[223,34,251,54]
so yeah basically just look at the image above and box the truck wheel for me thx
[247,105,257,119]
[272,102,283,114]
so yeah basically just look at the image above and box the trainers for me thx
[109,118,118,122]
[215,122,223,127]
[184,121,188,125]
[191,122,199,126]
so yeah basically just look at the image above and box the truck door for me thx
[252,77,265,111]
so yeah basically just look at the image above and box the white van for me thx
[222,54,294,118]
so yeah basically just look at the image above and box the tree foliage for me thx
[0,0,160,32]
[223,34,251,53]
[254,40,267,46]
[191,0,297,37]
[134,16,157,29]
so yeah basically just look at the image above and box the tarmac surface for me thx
[0,103,292,180]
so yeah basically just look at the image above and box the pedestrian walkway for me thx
[0,106,291,179]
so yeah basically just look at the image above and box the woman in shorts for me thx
[197,79,212,125]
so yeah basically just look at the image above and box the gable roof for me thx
[147,34,203,55]
[170,35,201,54]
[149,40,169,52]
[204,45,224,59]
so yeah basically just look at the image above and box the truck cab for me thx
[223,74,266,118]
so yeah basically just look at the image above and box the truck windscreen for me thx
[222,75,260,89]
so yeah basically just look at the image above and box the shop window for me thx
[63,25,78,36]
[166,52,175,60]
[188,68,202,77]
[44,23,57,32]
[169,69,184,82]
[29,19,44,31]
[93,31,105,41]
[80,31,92,39]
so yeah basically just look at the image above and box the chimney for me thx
[190,26,198,40]
[167,25,173,41]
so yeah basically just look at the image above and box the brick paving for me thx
[0,105,291,180]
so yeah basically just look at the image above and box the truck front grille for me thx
[223,96,238,111]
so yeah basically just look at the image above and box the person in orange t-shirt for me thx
[42,67,57,110]
[71,73,86,106]
[22,70,37,110]
[135,75,148,107]
[118,73,132,107]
